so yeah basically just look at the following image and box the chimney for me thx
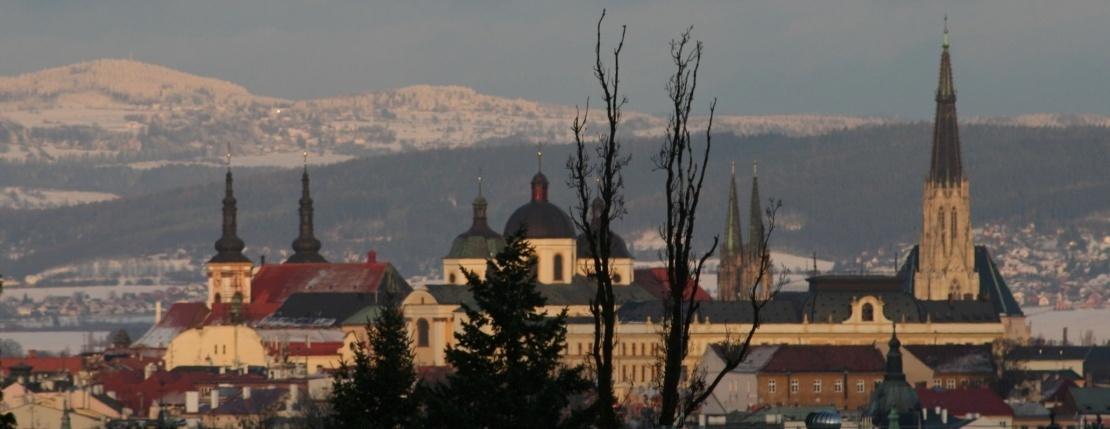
[185,391,199,413]
[154,301,163,324]
[242,386,251,400]
[366,251,377,264]
[210,389,220,410]
[1062,327,1068,345]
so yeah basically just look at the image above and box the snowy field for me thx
[0,186,119,209]
[2,284,183,301]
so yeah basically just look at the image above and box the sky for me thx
[2,0,1109,118]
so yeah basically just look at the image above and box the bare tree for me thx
[567,9,630,429]
[652,27,784,427]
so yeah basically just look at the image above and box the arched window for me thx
[416,319,430,347]
[553,253,565,282]
[861,303,875,322]
[951,208,958,244]
[938,207,946,251]
[613,273,622,283]
[448,273,457,284]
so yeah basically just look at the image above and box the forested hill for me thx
[0,123,1106,281]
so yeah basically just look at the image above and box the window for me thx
[938,207,946,251]
[862,303,875,322]
[553,253,565,281]
[813,379,822,393]
[790,379,799,393]
[946,378,956,389]
[417,319,430,347]
[951,208,958,244]
[834,380,843,393]
[222,345,226,354]
[933,379,942,387]
[613,273,622,283]
[856,380,866,393]
[577,343,582,355]
[768,380,777,393]
[448,273,456,284]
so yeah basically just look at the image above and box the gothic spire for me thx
[723,161,744,261]
[287,152,326,263]
[211,147,250,264]
[929,17,963,185]
[747,161,765,257]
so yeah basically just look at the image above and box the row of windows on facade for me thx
[765,377,968,394]
[571,341,660,357]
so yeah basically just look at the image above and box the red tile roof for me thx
[760,345,886,373]
[916,387,1014,417]
[1,355,84,375]
[633,267,713,302]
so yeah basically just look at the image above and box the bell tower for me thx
[207,150,253,306]
[914,19,979,301]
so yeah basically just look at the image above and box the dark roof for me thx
[916,387,1013,417]
[616,300,801,324]
[801,290,924,324]
[929,32,963,186]
[424,278,656,308]
[903,345,995,374]
[503,171,575,238]
[761,345,886,373]
[1069,387,1110,415]
[261,292,381,327]
[806,275,905,293]
[212,388,288,415]
[503,200,576,239]
[901,245,1024,317]
[918,300,1000,323]
[1009,346,1095,361]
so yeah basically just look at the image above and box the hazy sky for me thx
[2,0,1108,118]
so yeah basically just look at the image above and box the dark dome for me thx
[504,171,576,239]
[504,201,576,239]
[576,231,632,259]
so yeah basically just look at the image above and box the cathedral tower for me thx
[718,162,745,300]
[207,152,254,306]
[914,21,979,301]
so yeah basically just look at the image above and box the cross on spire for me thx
[537,142,544,172]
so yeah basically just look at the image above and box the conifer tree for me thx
[422,231,591,428]
[330,300,417,429]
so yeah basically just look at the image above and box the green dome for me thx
[446,194,506,259]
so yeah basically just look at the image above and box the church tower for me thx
[286,154,327,264]
[207,152,254,306]
[719,161,772,301]
[718,162,745,300]
[914,20,979,301]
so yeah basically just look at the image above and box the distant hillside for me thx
[1,123,1106,286]
[0,59,277,109]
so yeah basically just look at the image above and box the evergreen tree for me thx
[330,301,417,429]
[422,231,591,428]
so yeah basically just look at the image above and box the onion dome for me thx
[210,167,251,263]
[286,163,327,264]
[867,326,922,428]
[503,169,576,239]
[448,181,506,259]
[576,196,631,258]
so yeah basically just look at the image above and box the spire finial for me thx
[477,172,484,198]
[752,160,758,178]
[225,142,232,172]
[537,142,544,172]
[943,15,950,48]
[302,150,309,172]
[731,160,736,176]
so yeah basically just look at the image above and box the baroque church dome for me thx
[448,193,507,259]
[503,172,576,239]
[576,197,631,259]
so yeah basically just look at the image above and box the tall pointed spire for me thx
[287,151,326,263]
[929,16,963,185]
[211,146,249,263]
[723,161,744,261]
[747,161,765,256]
